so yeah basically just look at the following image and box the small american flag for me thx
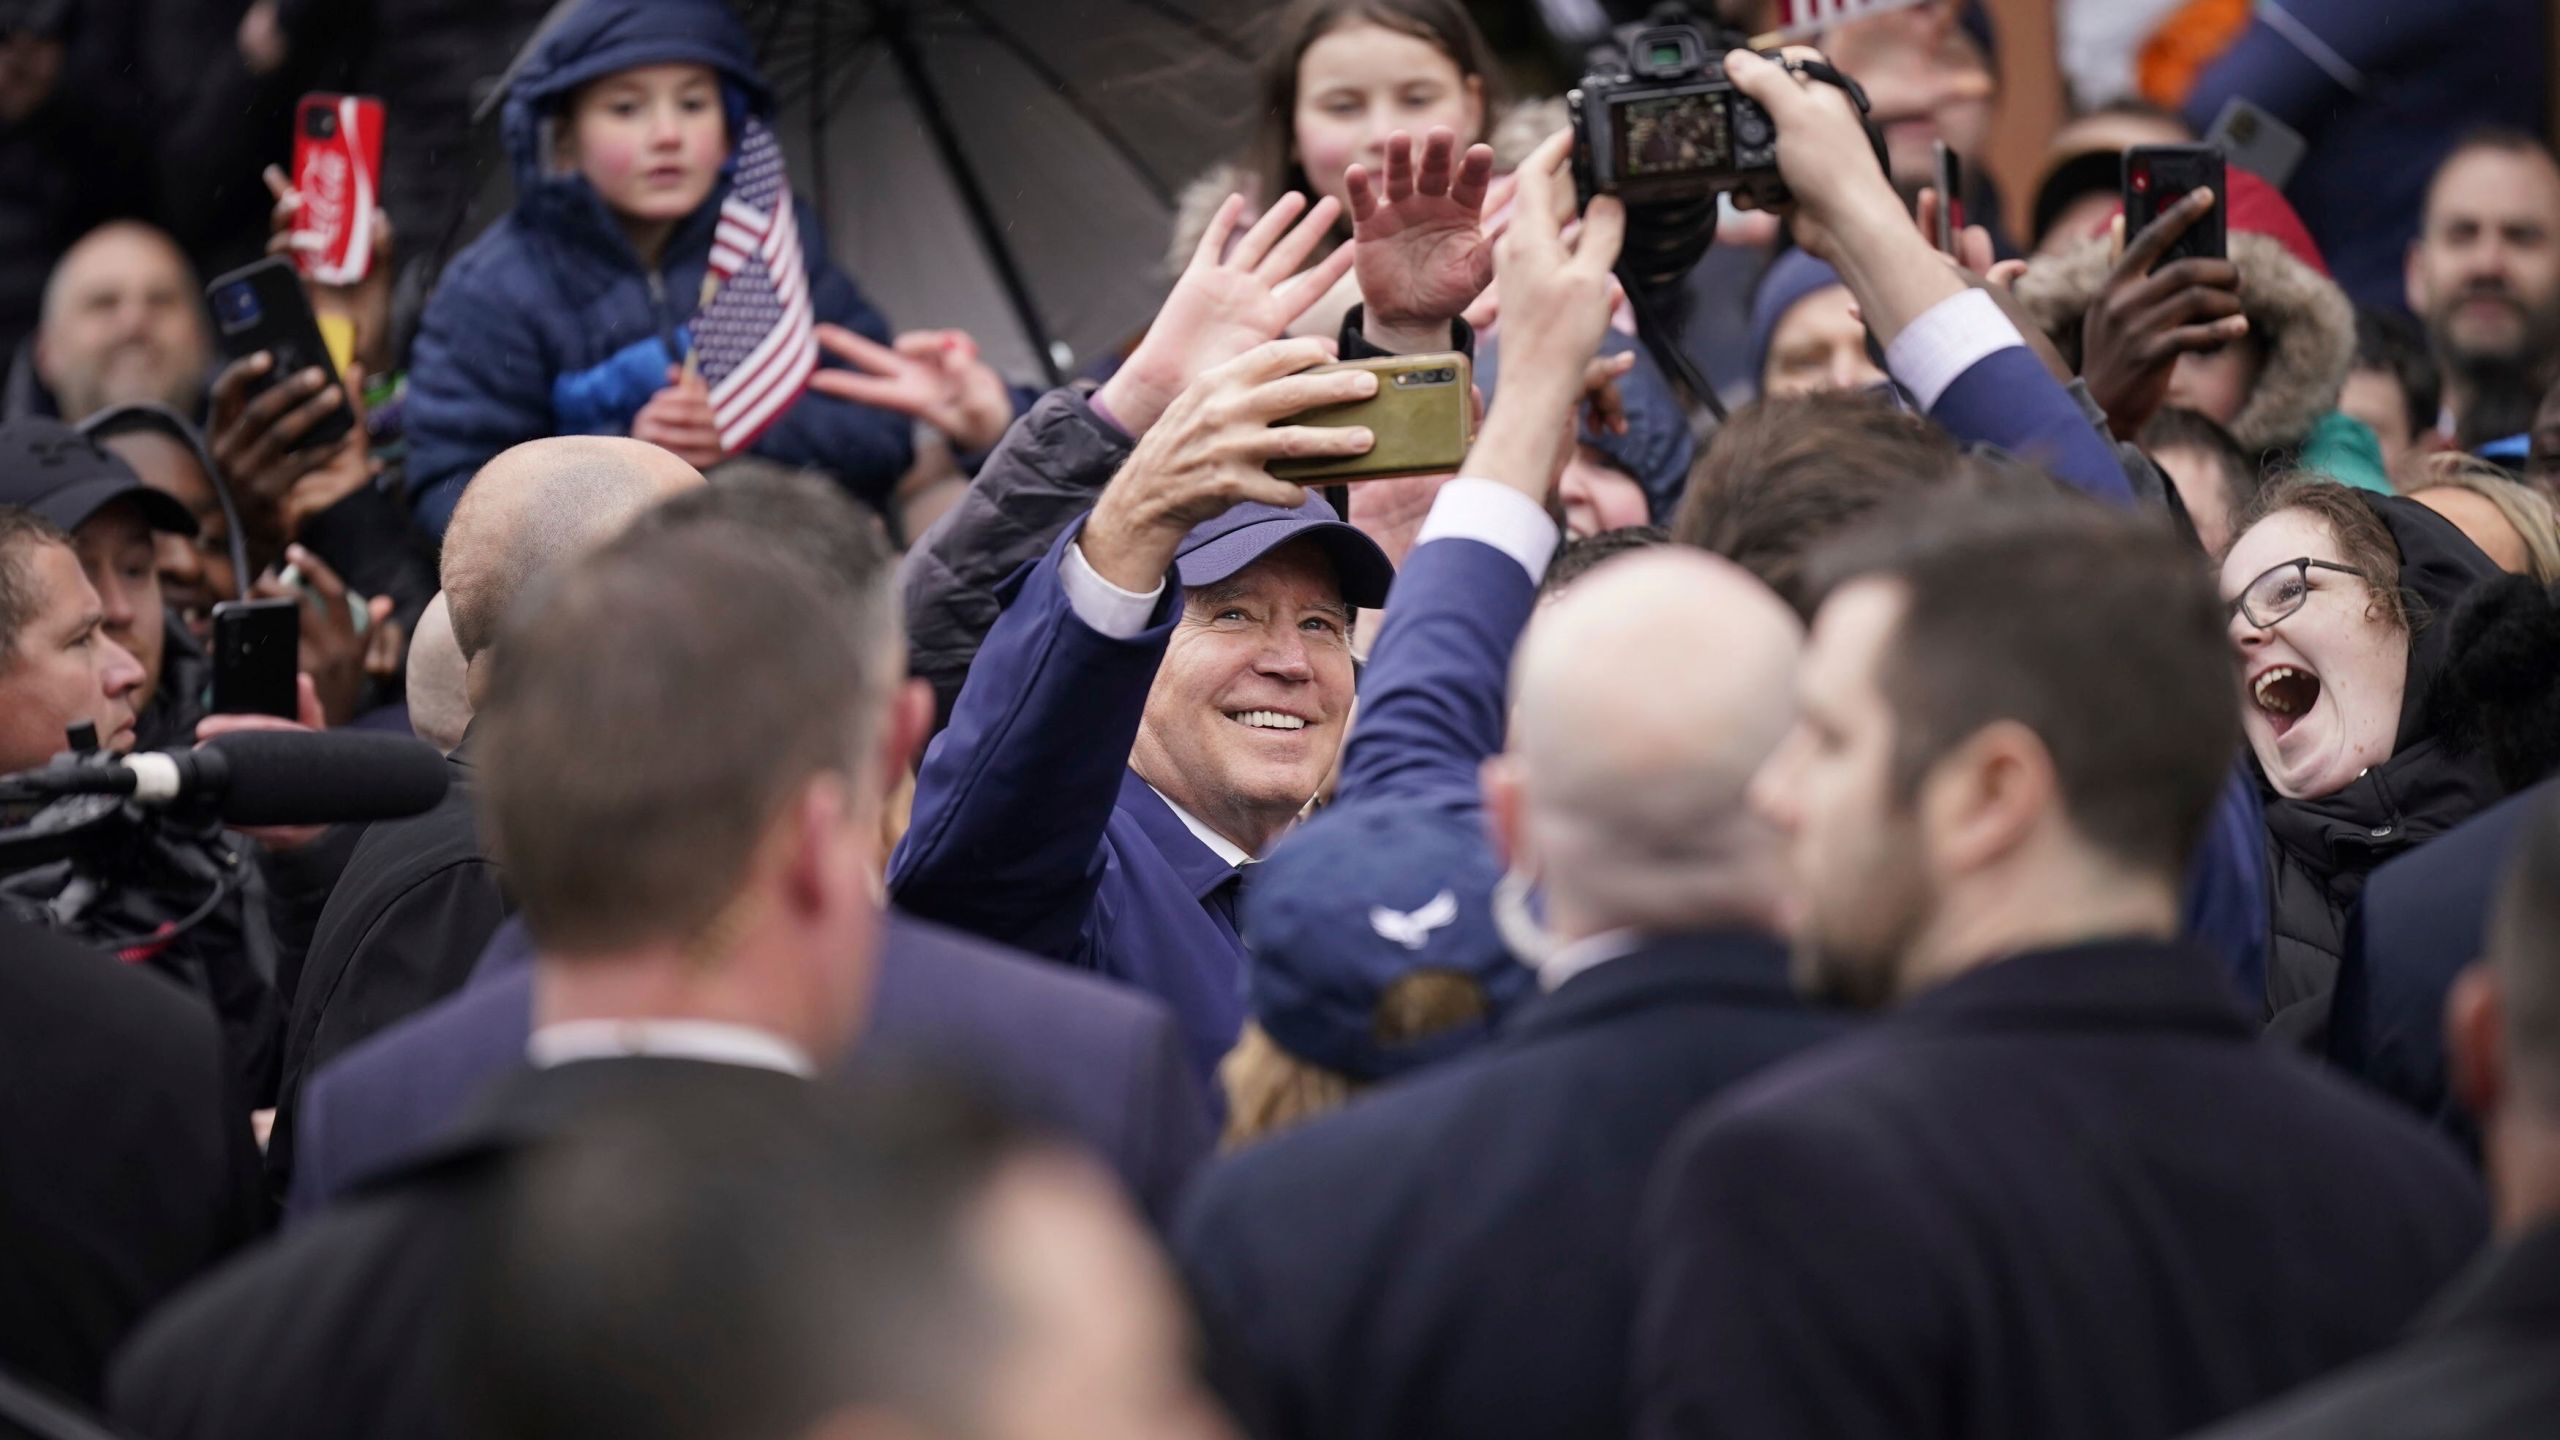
[1773,0,1926,39]
[694,117,816,453]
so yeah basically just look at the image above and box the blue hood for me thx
[501,0,773,193]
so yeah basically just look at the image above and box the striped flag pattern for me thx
[695,117,816,453]
[1775,0,1925,37]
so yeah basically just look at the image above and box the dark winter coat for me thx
[401,0,909,535]
[2261,496,2507,1050]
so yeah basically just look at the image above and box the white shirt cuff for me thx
[1061,539,1166,639]
[1883,288,2025,414]
[1415,477,1561,582]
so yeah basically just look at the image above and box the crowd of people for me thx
[3,0,2560,1435]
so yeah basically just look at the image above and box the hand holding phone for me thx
[1267,353,1474,484]
[2123,144,2227,269]
[206,257,354,455]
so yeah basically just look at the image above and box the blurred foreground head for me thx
[455,1081,1235,1440]
[477,501,905,1066]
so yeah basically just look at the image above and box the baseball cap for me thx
[1175,492,1395,609]
[1241,799,1536,1083]
[0,417,197,536]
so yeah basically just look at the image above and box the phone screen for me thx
[211,598,301,719]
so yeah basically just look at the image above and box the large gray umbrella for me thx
[486,0,1271,385]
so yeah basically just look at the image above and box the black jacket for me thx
[1632,939,2488,1440]
[2261,495,2507,1050]
[268,737,506,1192]
[0,918,265,1409]
[109,1058,793,1440]
[2187,1220,2560,1440]
[1174,931,1855,1440]
[900,384,1129,729]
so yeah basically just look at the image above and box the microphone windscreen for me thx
[202,731,451,826]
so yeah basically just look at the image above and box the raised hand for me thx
[1347,127,1497,345]
[263,164,396,377]
[208,353,372,565]
[2081,188,2249,439]
[1461,129,1626,503]
[1079,337,1377,591]
[808,325,1015,453]
[631,366,728,470]
[1097,191,1360,437]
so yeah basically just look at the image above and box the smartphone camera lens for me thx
[215,284,263,330]
[306,108,337,139]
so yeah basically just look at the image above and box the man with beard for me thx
[8,221,212,423]
[2406,131,2560,451]
[1629,498,2487,1440]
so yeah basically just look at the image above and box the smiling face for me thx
[0,538,146,769]
[1128,540,1355,855]
[1290,20,1482,215]
[34,224,211,424]
[2220,508,2409,800]
[562,63,729,234]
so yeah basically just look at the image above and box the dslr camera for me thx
[1569,4,1788,211]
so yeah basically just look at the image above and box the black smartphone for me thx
[210,597,300,719]
[2204,97,2306,189]
[204,256,353,452]
[2123,144,2226,268]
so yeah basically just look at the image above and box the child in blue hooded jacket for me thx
[402,0,910,535]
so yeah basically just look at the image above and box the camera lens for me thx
[307,108,337,140]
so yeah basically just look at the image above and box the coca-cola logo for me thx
[301,149,349,246]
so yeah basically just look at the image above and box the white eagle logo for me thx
[1369,889,1460,951]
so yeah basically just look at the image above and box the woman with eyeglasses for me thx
[2218,475,2508,1049]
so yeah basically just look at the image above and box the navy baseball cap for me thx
[1241,799,1535,1082]
[0,417,197,536]
[1175,493,1395,609]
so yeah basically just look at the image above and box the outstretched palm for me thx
[1348,128,1497,329]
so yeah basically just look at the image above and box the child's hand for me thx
[632,366,729,470]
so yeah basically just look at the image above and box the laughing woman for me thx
[2220,476,2507,1046]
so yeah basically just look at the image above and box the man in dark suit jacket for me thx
[2191,787,2560,1439]
[269,437,704,1187]
[0,917,263,1409]
[110,479,917,1440]
[291,910,1211,1224]
[1174,250,1849,1435]
[1631,500,2485,1440]
[2333,778,2554,1140]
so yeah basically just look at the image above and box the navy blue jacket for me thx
[2331,778,2553,1145]
[403,0,910,534]
[890,524,1248,1087]
[288,910,1212,1224]
[1632,939,2487,1440]
[2183,0,2548,314]
[1175,931,1853,1440]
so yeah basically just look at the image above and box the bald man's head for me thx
[443,438,703,673]
[35,222,211,423]
[1495,549,1802,938]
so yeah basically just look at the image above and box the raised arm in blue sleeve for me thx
[888,524,1176,962]
[1337,533,1541,809]
[1926,346,2138,508]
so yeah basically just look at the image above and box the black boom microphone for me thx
[12,730,449,827]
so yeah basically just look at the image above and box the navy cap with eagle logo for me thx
[1238,799,1534,1082]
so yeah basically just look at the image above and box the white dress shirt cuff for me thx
[1415,477,1561,582]
[1884,288,2024,414]
[1061,538,1167,639]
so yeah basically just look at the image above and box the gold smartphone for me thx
[1267,352,1473,484]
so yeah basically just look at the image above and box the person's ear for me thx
[2405,237,2430,316]
[879,677,933,786]
[1481,752,1526,872]
[1919,720,2050,877]
[2447,962,2507,1123]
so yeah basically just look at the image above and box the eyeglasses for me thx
[2227,557,2369,630]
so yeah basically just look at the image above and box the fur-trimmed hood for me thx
[2012,230,2355,457]
[1166,97,1569,276]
